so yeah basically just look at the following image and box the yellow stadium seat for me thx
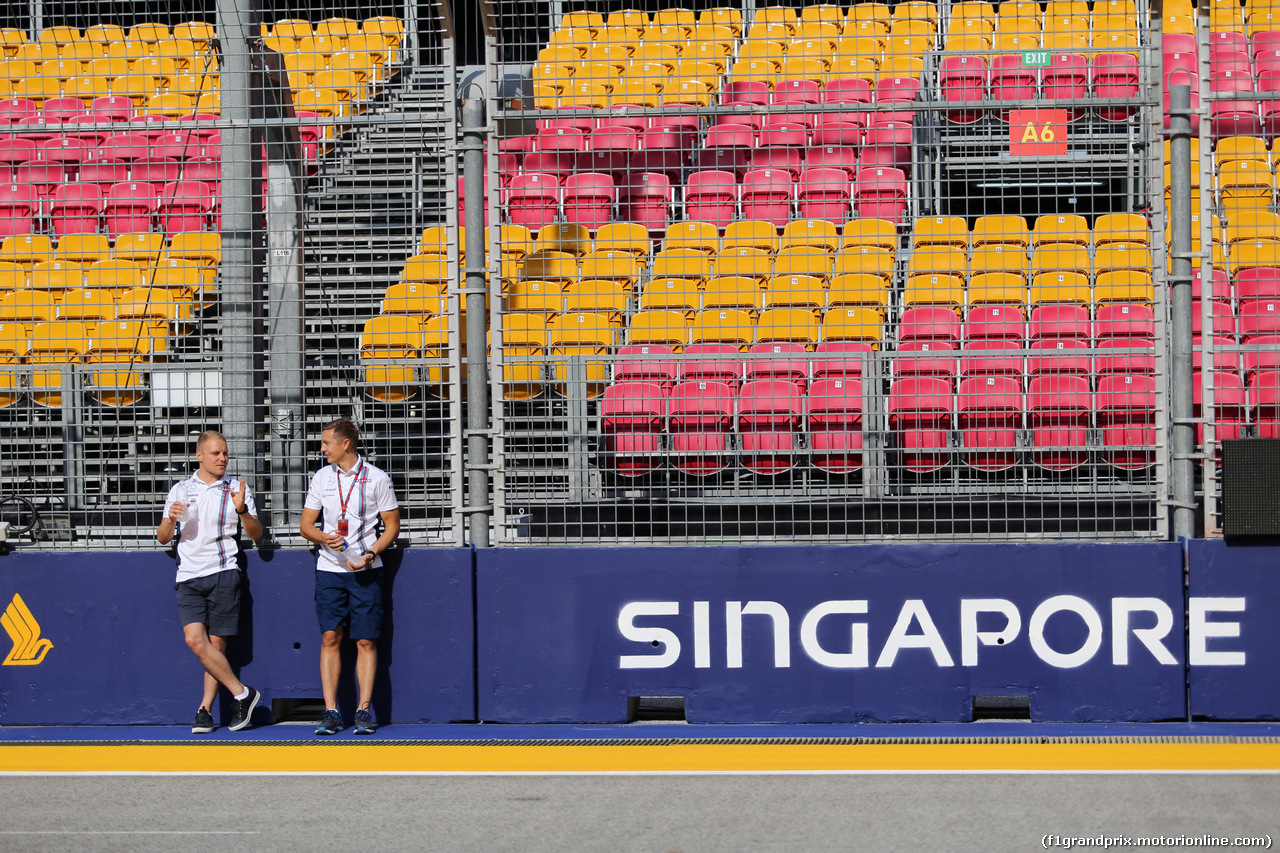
[757,306,820,346]
[174,22,216,52]
[1030,271,1091,306]
[652,248,712,285]
[1031,245,1091,279]
[775,246,834,283]
[640,278,701,315]
[564,280,627,326]
[401,254,450,290]
[1094,244,1152,275]
[0,261,25,291]
[29,262,83,297]
[903,273,965,310]
[1224,210,1280,246]
[833,248,894,283]
[594,222,651,261]
[382,282,444,317]
[906,246,968,281]
[764,274,826,311]
[690,308,755,349]
[57,287,115,322]
[28,320,90,406]
[57,234,112,266]
[1094,270,1154,305]
[848,3,892,36]
[967,272,1027,307]
[702,276,763,311]
[0,289,58,328]
[1093,213,1151,247]
[1032,214,1091,248]
[498,312,548,400]
[723,220,779,254]
[360,314,421,402]
[88,320,160,406]
[970,245,1030,282]
[0,321,26,406]
[578,251,640,292]
[85,260,146,296]
[113,232,166,270]
[700,8,743,37]
[507,278,564,317]
[781,219,841,253]
[549,310,613,394]
[521,250,579,283]
[821,306,883,346]
[913,216,969,249]
[843,219,899,252]
[828,272,890,315]
[0,234,53,270]
[712,248,773,285]
[628,309,691,349]
[83,24,125,49]
[972,215,1030,248]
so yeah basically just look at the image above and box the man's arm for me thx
[156,499,182,545]
[300,506,344,550]
[352,508,401,570]
[232,480,264,541]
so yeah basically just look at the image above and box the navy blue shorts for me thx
[314,568,384,639]
[175,570,241,637]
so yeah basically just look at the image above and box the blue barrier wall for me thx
[1188,540,1280,721]
[476,544,1186,723]
[7,540,1280,726]
[0,549,474,725]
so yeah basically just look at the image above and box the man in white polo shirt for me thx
[157,430,264,734]
[299,417,400,736]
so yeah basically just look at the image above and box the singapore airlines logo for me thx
[2,594,53,666]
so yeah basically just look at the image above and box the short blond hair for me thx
[196,430,226,451]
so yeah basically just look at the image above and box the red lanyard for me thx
[337,461,363,518]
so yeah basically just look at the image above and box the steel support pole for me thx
[217,0,258,475]
[462,97,490,547]
[1168,84,1197,541]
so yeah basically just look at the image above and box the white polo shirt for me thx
[163,474,258,583]
[303,455,398,573]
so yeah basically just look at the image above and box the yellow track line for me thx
[4,743,1280,774]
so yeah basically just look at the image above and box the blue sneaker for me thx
[353,706,376,735]
[315,709,342,736]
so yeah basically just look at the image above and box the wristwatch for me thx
[236,506,249,515]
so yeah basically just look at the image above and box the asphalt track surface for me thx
[3,724,1279,853]
[1,773,1278,853]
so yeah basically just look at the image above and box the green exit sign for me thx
[1023,50,1051,67]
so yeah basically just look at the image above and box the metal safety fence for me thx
[2,0,1267,550]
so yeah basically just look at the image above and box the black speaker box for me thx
[1222,439,1280,538]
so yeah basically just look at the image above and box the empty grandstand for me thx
[0,0,1262,549]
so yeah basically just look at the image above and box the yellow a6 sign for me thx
[1009,109,1068,156]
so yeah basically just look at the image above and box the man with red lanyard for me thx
[299,417,400,735]
[157,430,264,734]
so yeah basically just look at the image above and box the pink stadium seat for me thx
[745,342,808,387]
[0,183,37,237]
[797,167,853,222]
[805,143,858,179]
[1029,304,1091,342]
[562,172,615,230]
[158,180,215,236]
[721,80,770,106]
[958,375,1023,471]
[741,168,794,226]
[854,166,907,224]
[1211,50,1252,76]
[1243,335,1280,382]
[635,126,692,181]
[824,78,872,105]
[940,55,988,124]
[1236,267,1280,300]
[614,344,678,387]
[49,183,103,237]
[62,113,113,146]
[807,377,864,473]
[1092,54,1140,121]
[14,115,65,145]
[752,124,806,178]
[991,54,1037,121]
[1044,54,1089,120]
[103,181,160,238]
[1095,304,1155,340]
[893,340,958,380]
[1195,369,1247,448]
[0,137,35,181]
[41,97,86,125]
[1192,298,1237,340]
[1210,70,1263,137]
[78,151,130,185]
[129,114,174,139]
[679,343,744,386]
[860,121,912,173]
[525,127,586,181]
[622,171,672,231]
[737,379,804,475]
[0,98,38,126]
[131,154,182,189]
[811,114,865,146]
[537,112,595,135]
[811,341,872,379]
[876,76,922,104]
[1027,375,1092,471]
[1251,370,1280,438]
[88,96,134,123]
[700,123,755,178]
[581,127,637,177]
[888,376,954,474]
[900,306,962,344]
[1095,338,1156,375]
[506,172,559,230]
[600,381,667,476]
[959,339,1023,377]
[684,169,737,228]
[668,379,736,476]
[1239,298,1280,341]
[773,79,822,106]
[183,144,221,183]
[1097,373,1157,470]
[966,305,1026,341]
[1253,31,1280,58]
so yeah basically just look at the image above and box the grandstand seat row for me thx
[599,373,1164,475]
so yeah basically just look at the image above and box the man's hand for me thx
[324,531,345,550]
[347,551,376,571]
[167,502,186,522]
[232,480,248,514]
